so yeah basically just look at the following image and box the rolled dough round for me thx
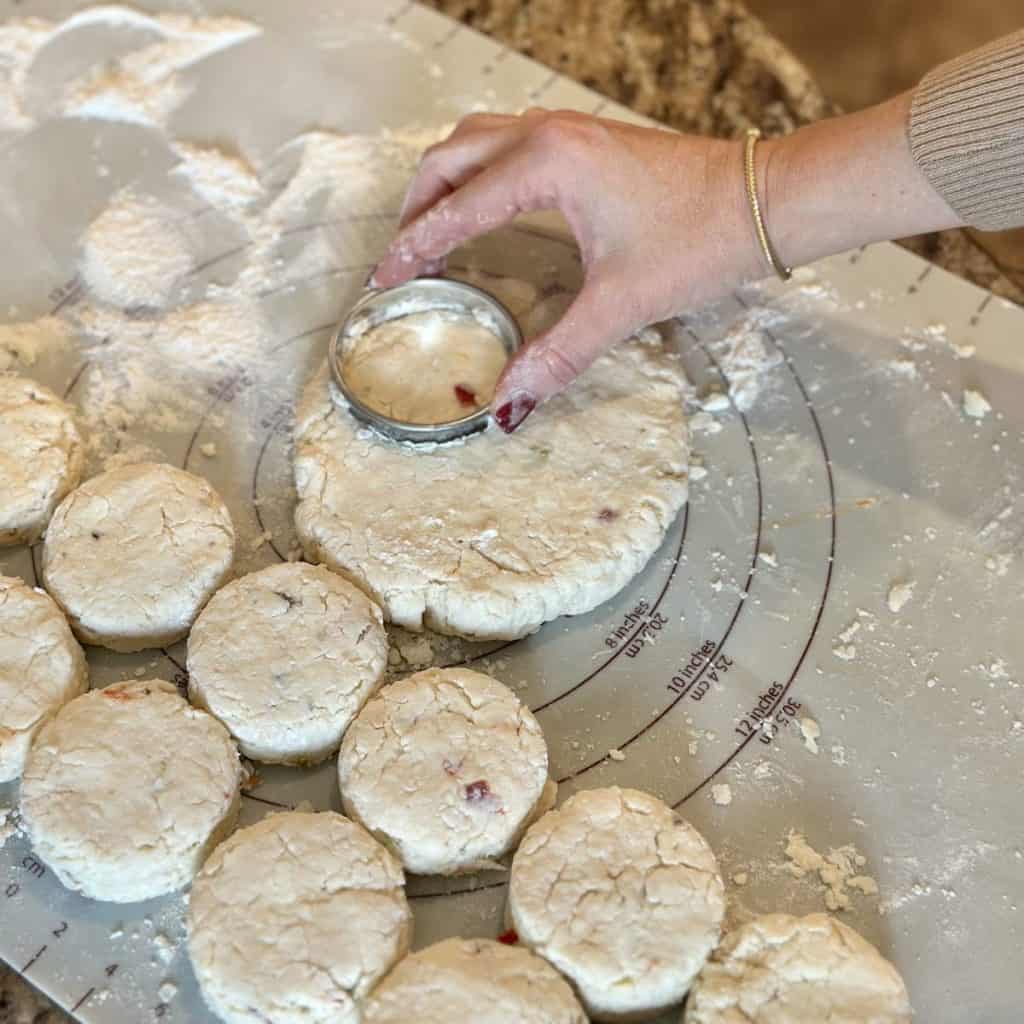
[0,575,87,783]
[338,667,551,875]
[508,786,724,1022]
[293,327,688,640]
[42,461,235,651]
[20,679,241,902]
[188,810,411,1024]
[363,937,587,1024]
[683,913,912,1023]
[0,375,84,546]
[187,562,388,765]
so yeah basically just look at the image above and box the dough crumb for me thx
[689,464,708,482]
[758,549,778,567]
[732,871,748,886]
[607,748,626,762]
[833,643,857,661]
[962,388,992,419]
[699,390,730,413]
[711,783,733,806]
[887,580,915,613]
[985,552,1013,576]
[158,982,177,1003]
[783,831,878,912]
[689,411,723,435]
[200,442,217,458]
[798,717,821,755]
[249,530,273,550]
[153,933,174,964]
[0,808,17,848]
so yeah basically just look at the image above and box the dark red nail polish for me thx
[494,392,536,434]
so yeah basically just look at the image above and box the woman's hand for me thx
[373,99,961,432]
[372,110,765,431]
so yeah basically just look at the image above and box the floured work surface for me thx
[0,2,1021,1022]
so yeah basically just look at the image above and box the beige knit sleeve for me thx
[908,29,1024,232]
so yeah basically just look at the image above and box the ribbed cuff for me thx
[909,30,1024,232]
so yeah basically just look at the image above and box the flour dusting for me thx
[79,191,193,309]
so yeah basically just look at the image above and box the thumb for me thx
[493,271,642,433]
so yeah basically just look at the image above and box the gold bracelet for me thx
[743,128,792,282]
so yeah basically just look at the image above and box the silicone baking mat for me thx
[1,3,1021,1021]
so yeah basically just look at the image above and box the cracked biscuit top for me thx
[20,679,241,902]
[42,461,235,651]
[188,810,411,1024]
[509,786,724,1021]
[187,562,387,765]
[339,666,551,875]
[684,913,912,1023]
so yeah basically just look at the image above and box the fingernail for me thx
[365,265,380,288]
[494,391,536,434]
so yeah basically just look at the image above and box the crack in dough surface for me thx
[293,326,689,640]
[363,937,587,1024]
[338,667,550,875]
[187,562,388,765]
[20,679,241,902]
[683,913,912,1023]
[0,375,84,546]
[188,810,411,1024]
[42,461,235,651]
[0,575,87,782]
[509,786,724,1022]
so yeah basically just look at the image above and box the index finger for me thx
[372,137,564,287]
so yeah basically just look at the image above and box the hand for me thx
[373,98,961,433]
[372,109,765,431]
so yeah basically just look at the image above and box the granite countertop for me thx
[1,1,1017,1021]
[430,0,1024,304]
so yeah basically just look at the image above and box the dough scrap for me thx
[187,562,388,765]
[683,913,912,1023]
[0,375,84,546]
[293,327,688,640]
[0,575,87,782]
[338,667,550,875]
[188,810,411,1024]
[363,937,587,1024]
[42,461,235,651]
[509,786,724,1021]
[20,679,240,902]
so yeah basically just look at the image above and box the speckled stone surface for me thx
[0,2,1018,1022]
[429,0,1023,303]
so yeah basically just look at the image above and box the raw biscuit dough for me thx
[20,680,240,902]
[508,787,724,1022]
[0,375,84,546]
[42,462,235,651]
[338,667,551,875]
[187,562,388,765]
[188,810,411,1024]
[0,576,87,782]
[363,937,587,1024]
[294,328,688,640]
[683,913,912,1023]
[342,310,508,423]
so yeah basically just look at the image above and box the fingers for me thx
[373,140,559,287]
[397,114,523,228]
[493,267,644,431]
[398,122,528,229]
